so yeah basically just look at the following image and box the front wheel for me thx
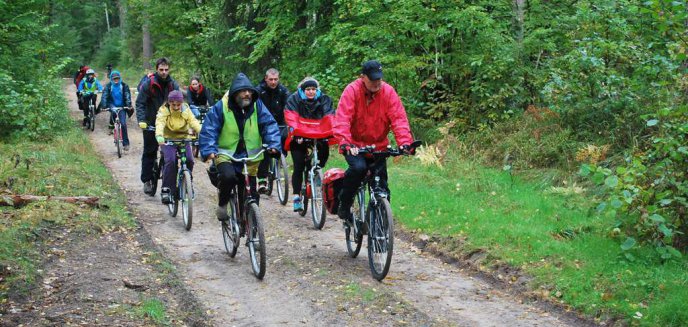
[222,197,240,258]
[181,170,193,230]
[114,124,122,158]
[310,169,326,230]
[247,203,266,279]
[89,105,95,132]
[367,198,394,281]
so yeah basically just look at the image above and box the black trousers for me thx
[216,162,259,207]
[290,140,329,195]
[81,94,97,117]
[140,129,158,183]
[338,155,389,207]
[257,126,288,179]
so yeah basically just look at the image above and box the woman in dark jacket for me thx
[284,77,335,212]
[186,76,214,119]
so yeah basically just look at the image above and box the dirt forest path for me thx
[66,80,590,326]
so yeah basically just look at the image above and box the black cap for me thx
[361,60,383,80]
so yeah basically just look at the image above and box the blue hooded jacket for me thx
[199,73,281,164]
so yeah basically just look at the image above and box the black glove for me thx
[400,144,415,155]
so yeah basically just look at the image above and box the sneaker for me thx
[216,205,229,221]
[293,196,303,212]
[143,181,154,195]
[337,200,353,222]
[258,178,268,194]
[161,187,173,204]
[123,145,130,151]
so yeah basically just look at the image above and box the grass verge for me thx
[324,149,688,326]
[0,127,136,301]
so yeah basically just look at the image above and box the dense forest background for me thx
[1,0,686,254]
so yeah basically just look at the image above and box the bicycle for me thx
[190,105,209,158]
[296,138,327,230]
[160,139,195,231]
[80,90,101,132]
[217,148,269,279]
[110,107,131,158]
[343,140,421,281]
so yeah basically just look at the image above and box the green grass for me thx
[0,127,136,300]
[323,151,688,326]
[135,297,170,326]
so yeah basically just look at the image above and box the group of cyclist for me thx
[74,57,415,226]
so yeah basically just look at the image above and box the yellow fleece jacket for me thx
[155,103,202,139]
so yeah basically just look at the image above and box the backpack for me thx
[137,73,174,96]
[323,168,346,214]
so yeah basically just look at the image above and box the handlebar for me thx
[224,146,268,163]
[356,140,423,157]
[163,139,193,146]
[109,106,131,113]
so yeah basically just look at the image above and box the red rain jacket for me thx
[333,79,413,152]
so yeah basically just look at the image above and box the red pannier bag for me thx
[323,168,346,214]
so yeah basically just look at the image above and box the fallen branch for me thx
[0,195,100,208]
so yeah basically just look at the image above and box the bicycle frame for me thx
[164,139,193,195]
[224,149,267,225]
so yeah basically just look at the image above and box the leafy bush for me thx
[0,69,70,140]
[92,28,123,72]
[582,107,687,258]
[464,106,579,171]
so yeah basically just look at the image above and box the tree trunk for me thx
[118,0,127,38]
[142,22,152,69]
[512,0,525,44]
[0,195,101,208]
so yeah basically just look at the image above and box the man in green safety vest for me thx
[199,72,281,221]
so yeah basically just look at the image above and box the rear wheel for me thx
[181,170,193,230]
[345,190,365,258]
[367,198,394,281]
[247,203,266,279]
[310,169,326,230]
[276,154,289,205]
[222,197,240,257]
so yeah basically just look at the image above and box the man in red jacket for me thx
[333,60,414,221]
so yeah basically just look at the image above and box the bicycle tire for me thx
[114,124,122,158]
[310,169,326,230]
[276,153,289,206]
[181,171,193,231]
[345,190,365,258]
[167,189,178,218]
[89,105,95,132]
[222,197,240,257]
[247,203,266,279]
[299,187,309,217]
[266,157,275,196]
[367,198,394,281]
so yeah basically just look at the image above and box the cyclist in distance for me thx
[73,65,89,111]
[77,68,103,126]
[333,60,414,222]
[255,68,290,193]
[284,77,334,212]
[186,76,214,119]
[100,70,133,150]
[199,72,281,221]
[155,90,202,204]
[106,63,113,77]
[136,57,180,196]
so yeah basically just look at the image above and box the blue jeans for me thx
[189,105,201,119]
[110,108,130,146]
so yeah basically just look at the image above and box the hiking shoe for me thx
[143,181,154,196]
[293,196,303,212]
[216,205,229,221]
[258,178,268,194]
[161,187,173,204]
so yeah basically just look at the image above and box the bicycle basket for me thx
[323,168,346,214]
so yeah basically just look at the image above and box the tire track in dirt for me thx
[66,80,588,326]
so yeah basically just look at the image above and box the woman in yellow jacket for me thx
[155,90,202,204]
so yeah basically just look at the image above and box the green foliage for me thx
[93,28,123,71]
[582,106,687,258]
